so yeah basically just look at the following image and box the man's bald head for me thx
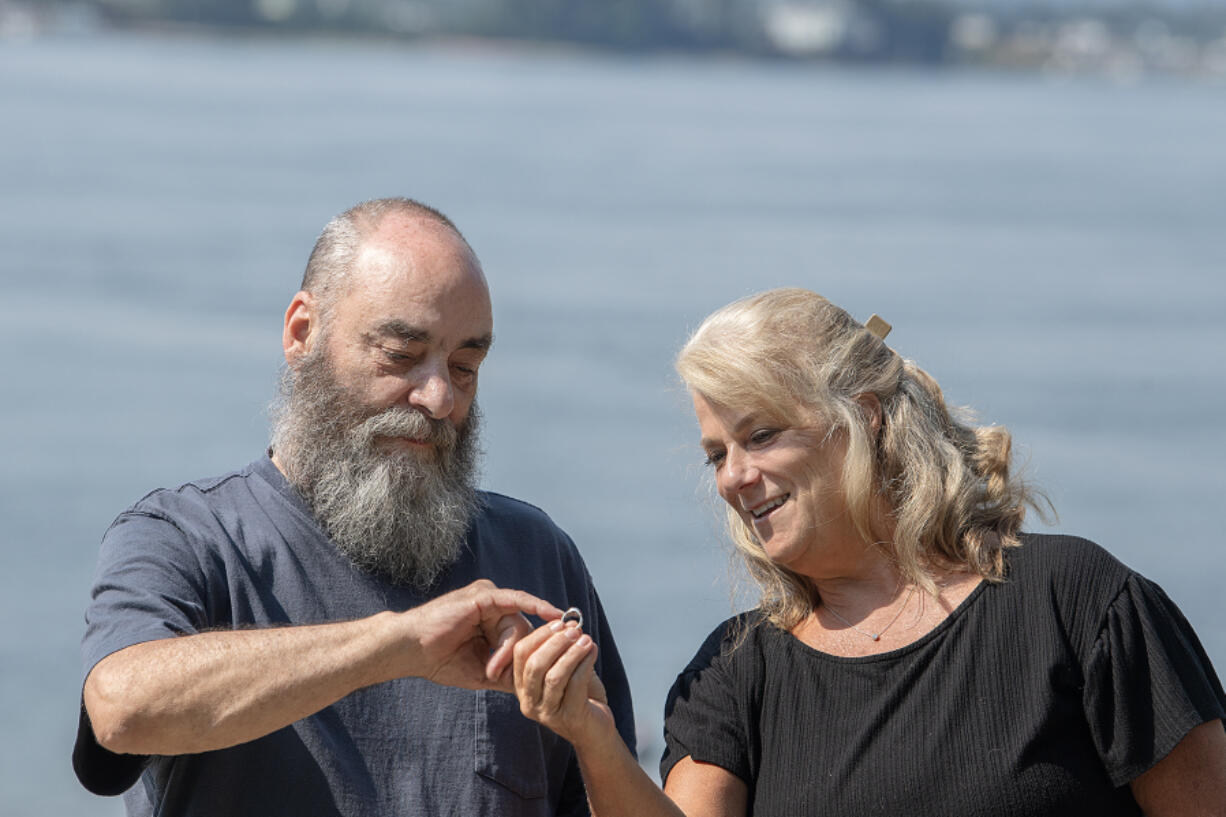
[301,197,477,319]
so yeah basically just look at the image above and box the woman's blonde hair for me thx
[677,288,1046,630]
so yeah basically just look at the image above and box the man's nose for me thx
[408,365,455,420]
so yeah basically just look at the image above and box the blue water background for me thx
[2,32,1224,815]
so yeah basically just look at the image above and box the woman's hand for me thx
[515,620,742,817]
[512,619,615,750]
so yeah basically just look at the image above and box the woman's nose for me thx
[718,446,759,497]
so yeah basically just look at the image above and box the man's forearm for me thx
[83,580,560,757]
[84,611,412,756]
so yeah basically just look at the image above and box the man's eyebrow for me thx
[461,333,494,353]
[365,320,493,352]
[368,320,429,344]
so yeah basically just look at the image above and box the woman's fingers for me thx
[514,623,575,699]
[513,623,594,720]
[525,628,584,710]
[538,631,595,715]
[582,651,607,705]
[559,645,599,717]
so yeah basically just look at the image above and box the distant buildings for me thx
[6,0,1226,75]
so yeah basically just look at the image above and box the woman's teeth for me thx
[752,495,788,519]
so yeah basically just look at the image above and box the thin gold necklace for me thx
[821,583,917,642]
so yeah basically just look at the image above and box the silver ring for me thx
[560,607,583,628]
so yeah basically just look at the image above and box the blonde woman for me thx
[513,288,1226,816]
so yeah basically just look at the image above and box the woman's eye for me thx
[749,428,778,446]
[703,450,726,468]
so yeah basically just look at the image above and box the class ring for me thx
[560,607,583,628]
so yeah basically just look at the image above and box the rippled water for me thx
[2,31,1224,815]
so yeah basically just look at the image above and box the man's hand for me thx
[400,580,563,693]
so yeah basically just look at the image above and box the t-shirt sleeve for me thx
[1082,572,1226,786]
[76,507,215,796]
[81,509,213,679]
[660,619,754,786]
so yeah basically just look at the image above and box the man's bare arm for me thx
[83,580,560,756]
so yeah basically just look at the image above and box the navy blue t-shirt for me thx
[76,455,635,817]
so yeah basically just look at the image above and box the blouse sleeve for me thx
[1082,572,1226,786]
[660,617,757,786]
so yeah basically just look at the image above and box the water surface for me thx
[2,31,1224,815]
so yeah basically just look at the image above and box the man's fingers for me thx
[419,581,574,689]
[494,612,532,646]
[484,613,532,683]
[470,585,563,624]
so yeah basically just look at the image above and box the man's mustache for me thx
[354,407,459,453]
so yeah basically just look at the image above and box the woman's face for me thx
[693,391,864,576]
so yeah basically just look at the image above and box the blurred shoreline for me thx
[5,0,1226,79]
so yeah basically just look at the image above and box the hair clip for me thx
[865,314,892,340]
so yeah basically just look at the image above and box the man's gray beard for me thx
[269,351,482,589]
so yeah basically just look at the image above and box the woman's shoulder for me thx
[675,610,778,676]
[1003,532,1139,646]
[1007,532,1133,587]
[665,611,779,728]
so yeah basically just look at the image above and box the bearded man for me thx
[74,198,635,817]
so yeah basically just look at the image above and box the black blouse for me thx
[661,534,1225,816]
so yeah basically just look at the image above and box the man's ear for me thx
[282,290,317,364]
[854,392,883,439]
